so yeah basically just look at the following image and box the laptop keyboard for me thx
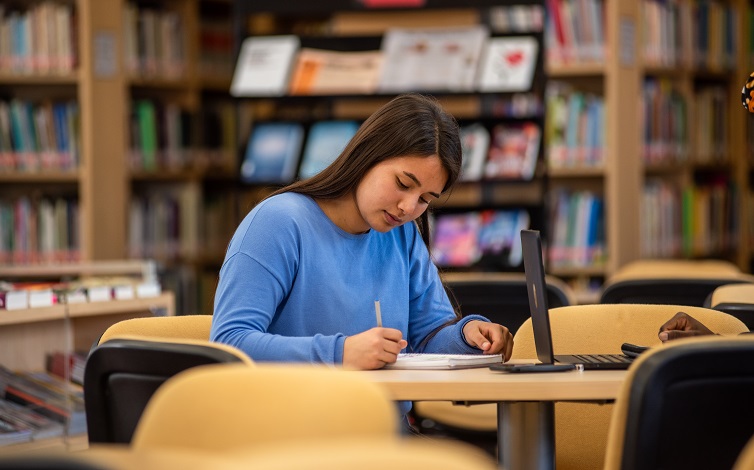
[572,354,633,364]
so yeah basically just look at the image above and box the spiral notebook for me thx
[383,353,503,370]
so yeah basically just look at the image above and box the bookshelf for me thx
[0,0,238,315]
[546,0,750,300]
[0,293,175,371]
[231,0,549,274]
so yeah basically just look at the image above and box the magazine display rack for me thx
[231,0,547,273]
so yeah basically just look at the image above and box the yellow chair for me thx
[600,259,754,306]
[236,437,498,470]
[734,433,754,470]
[85,315,252,444]
[96,314,215,344]
[412,272,575,447]
[604,336,754,470]
[709,283,754,330]
[131,363,399,453]
[511,303,749,470]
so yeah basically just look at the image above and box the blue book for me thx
[298,121,359,179]
[241,122,304,184]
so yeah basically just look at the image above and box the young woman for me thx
[211,94,513,381]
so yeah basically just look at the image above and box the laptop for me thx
[521,229,634,370]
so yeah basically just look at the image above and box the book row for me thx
[242,120,542,185]
[128,187,237,261]
[0,278,163,310]
[545,82,605,170]
[129,100,236,173]
[546,0,738,69]
[0,99,80,173]
[547,189,605,269]
[123,2,186,79]
[0,2,76,75]
[431,209,531,269]
[0,196,79,266]
[231,27,539,97]
[642,178,739,259]
[0,364,85,446]
[546,79,730,169]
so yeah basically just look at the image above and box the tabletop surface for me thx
[356,360,626,402]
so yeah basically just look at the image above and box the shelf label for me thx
[619,17,635,67]
[94,31,117,78]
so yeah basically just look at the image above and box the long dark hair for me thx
[270,93,462,248]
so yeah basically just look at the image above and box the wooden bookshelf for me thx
[544,0,751,297]
[0,292,175,371]
[0,0,238,315]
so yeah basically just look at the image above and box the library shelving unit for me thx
[0,0,238,315]
[545,0,751,301]
[231,0,549,275]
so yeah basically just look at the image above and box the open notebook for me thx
[383,353,503,370]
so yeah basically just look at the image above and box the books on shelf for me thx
[484,122,541,180]
[240,122,304,184]
[432,212,482,268]
[378,25,488,93]
[230,35,300,97]
[476,36,539,92]
[432,209,531,268]
[459,123,489,182]
[288,49,384,95]
[298,120,359,180]
[383,353,503,370]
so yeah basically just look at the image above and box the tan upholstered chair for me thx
[96,314,215,344]
[131,363,399,453]
[85,315,252,444]
[709,283,754,330]
[734,433,754,470]
[600,259,754,306]
[235,437,498,470]
[604,336,754,470]
[413,272,575,443]
[511,303,749,470]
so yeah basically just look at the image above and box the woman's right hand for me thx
[343,328,407,370]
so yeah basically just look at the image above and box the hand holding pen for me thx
[342,300,407,370]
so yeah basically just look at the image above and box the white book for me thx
[379,26,488,93]
[476,36,538,92]
[230,35,300,97]
[383,353,503,370]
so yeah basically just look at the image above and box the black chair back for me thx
[619,338,754,470]
[84,338,245,444]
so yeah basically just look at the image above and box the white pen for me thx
[374,300,382,327]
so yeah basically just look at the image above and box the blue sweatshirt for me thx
[211,192,487,372]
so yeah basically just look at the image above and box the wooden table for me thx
[358,364,626,470]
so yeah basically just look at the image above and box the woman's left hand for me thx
[463,320,513,361]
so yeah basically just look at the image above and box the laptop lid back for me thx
[521,229,556,365]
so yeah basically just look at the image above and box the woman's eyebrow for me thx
[403,171,440,198]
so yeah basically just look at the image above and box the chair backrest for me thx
[709,283,754,330]
[443,272,575,335]
[511,304,749,470]
[599,259,753,306]
[131,363,398,453]
[733,433,754,470]
[235,437,499,470]
[604,336,754,470]
[96,314,214,345]
[85,315,252,444]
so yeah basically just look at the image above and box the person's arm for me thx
[404,229,513,359]
[658,311,715,342]
[211,203,345,364]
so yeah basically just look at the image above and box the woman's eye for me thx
[397,179,409,189]
[419,197,430,205]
